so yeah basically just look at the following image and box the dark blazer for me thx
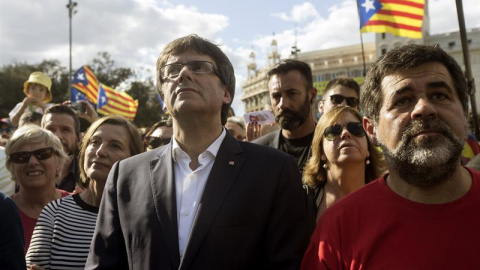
[0,192,26,270]
[252,130,281,149]
[86,133,308,270]
[252,130,317,236]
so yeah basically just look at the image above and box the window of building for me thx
[381,48,387,55]
[382,33,386,39]
[448,41,455,49]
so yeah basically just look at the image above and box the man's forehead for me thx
[381,62,453,92]
[166,51,214,64]
[268,71,305,91]
[325,85,358,98]
[43,113,75,126]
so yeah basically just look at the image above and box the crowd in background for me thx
[1,34,480,269]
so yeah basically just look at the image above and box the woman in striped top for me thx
[26,116,144,269]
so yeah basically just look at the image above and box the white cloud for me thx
[271,2,319,23]
[249,1,373,69]
[0,0,229,75]
[1,0,478,117]
[428,0,480,34]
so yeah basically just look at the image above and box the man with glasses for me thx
[253,59,317,174]
[86,35,308,269]
[318,77,360,116]
[302,44,480,269]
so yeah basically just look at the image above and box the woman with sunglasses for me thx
[144,117,173,151]
[5,125,70,254]
[26,116,144,270]
[303,106,385,223]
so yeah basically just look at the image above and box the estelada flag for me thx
[97,83,138,120]
[357,0,425,39]
[71,66,99,103]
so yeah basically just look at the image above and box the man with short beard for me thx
[301,44,480,269]
[41,104,82,192]
[253,59,317,173]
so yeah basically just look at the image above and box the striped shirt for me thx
[25,194,98,269]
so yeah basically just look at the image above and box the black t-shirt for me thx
[279,132,314,172]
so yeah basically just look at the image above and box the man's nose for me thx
[175,65,194,83]
[278,96,290,110]
[411,98,437,120]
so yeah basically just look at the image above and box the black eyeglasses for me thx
[324,94,359,108]
[145,136,171,149]
[324,122,365,141]
[9,147,55,163]
[160,61,225,84]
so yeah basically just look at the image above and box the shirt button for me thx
[181,210,190,216]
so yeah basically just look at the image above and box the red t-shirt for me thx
[301,167,480,270]
[17,189,70,254]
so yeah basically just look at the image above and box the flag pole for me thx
[455,0,479,139]
[359,31,367,77]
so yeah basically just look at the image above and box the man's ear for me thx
[222,87,232,105]
[76,132,82,145]
[363,117,378,146]
[309,87,317,104]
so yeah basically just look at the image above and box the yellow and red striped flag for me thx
[97,83,138,120]
[357,0,425,39]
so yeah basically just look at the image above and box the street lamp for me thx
[66,0,78,100]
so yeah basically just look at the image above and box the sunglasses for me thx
[10,147,55,163]
[145,136,171,149]
[324,122,366,141]
[324,94,359,107]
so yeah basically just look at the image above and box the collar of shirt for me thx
[171,128,226,166]
[171,128,226,259]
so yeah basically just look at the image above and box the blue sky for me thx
[1,0,479,115]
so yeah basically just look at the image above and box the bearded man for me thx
[253,59,317,173]
[301,44,480,269]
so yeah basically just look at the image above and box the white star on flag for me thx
[362,0,376,13]
[77,72,85,81]
[101,96,106,103]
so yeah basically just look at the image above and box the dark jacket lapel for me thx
[149,144,181,268]
[179,134,245,270]
[271,129,281,149]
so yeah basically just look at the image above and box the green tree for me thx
[127,80,165,128]
[89,52,134,87]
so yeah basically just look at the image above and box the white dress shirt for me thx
[172,129,226,259]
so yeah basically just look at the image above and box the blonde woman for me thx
[5,125,69,253]
[303,106,385,222]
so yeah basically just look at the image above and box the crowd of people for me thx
[0,34,479,269]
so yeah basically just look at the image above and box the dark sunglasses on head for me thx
[324,122,365,141]
[325,94,359,107]
[10,147,55,163]
[146,136,171,149]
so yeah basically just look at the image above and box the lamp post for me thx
[66,0,77,100]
